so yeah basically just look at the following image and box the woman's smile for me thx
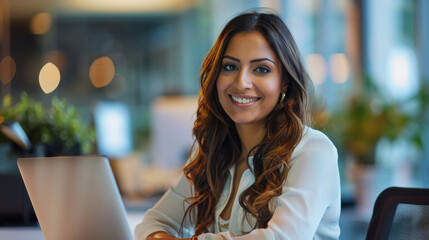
[229,94,261,105]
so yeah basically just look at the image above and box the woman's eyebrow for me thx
[250,58,276,65]
[223,55,240,62]
[223,55,276,65]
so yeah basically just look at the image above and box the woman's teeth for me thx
[231,96,259,104]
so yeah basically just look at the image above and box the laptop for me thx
[17,156,133,240]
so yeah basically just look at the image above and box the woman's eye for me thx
[222,63,238,71]
[254,66,270,73]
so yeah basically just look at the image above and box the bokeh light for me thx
[89,56,115,88]
[387,46,418,100]
[0,56,17,85]
[30,12,52,35]
[306,54,327,84]
[39,62,61,94]
[329,53,350,84]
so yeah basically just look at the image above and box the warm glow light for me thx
[305,54,327,84]
[30,12,52,35]
[329,53,350,84]
[259,0,281,10]
[39,62,61,94]
[58,0,197,13]
[0,56,16,85]
[89,56,115,88]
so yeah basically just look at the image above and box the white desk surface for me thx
[0,211,146,240]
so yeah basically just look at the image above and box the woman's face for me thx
[216,31,283,127]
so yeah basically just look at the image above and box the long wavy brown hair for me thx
[181,11,312,235]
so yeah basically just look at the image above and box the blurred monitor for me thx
[93,102,132,158]
[150,96,198,169]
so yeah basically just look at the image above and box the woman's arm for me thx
[146,231,195,240]
[146,231,176,239]
[135,172,195,240]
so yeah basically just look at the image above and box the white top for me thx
[135,127,341,240]
[218,216,230,232]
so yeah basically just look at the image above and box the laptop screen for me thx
[17,156,133,240]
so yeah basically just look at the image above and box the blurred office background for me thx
[0,0,428,239]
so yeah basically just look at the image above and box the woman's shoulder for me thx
[292,126,337,157]
[302,126,333,142]
[287,127,339,187]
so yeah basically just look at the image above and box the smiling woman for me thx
[135,10,341,240]
[217,31,283,127]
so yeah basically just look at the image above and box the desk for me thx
[0,227,45,240]
[2,208,371,240]
[0,211,146,240]
[0,191,159,240]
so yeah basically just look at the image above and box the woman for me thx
[135,11,341,240]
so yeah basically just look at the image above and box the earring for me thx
[280,92,286,103]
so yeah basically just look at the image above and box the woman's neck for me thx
[235,123,266,161]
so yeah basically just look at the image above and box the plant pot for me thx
[44,141,81,157]
[350,163,378,219]
[350,163,394,220]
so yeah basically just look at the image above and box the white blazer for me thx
[135,127,341,240]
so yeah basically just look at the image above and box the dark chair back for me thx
[366,187,429,240]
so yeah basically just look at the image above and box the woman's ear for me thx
[281,82,288,94]
[279,82,288,103]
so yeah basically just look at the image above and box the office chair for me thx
[366,186,429,240]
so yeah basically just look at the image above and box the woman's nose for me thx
[235,69,253,89]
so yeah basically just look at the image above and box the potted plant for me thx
[318,76,425,163]
[313,76,426,217]
[0,92,96,156]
